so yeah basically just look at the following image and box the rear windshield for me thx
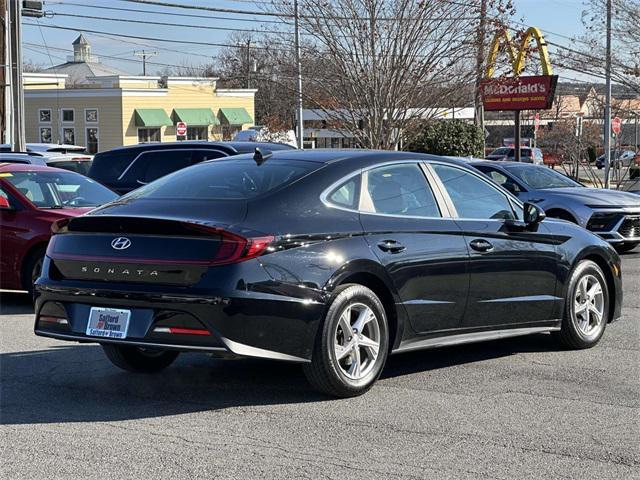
[50,160,93,176]
[128,158,320,200]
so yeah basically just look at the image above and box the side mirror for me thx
[524,202,545,225]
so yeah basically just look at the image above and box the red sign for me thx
[176,122,187,136]
[481,75,558,111]
[612,116,622,134]
[534,113,540,131]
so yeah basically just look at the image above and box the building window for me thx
[62,127,75,145]
[39,109,51,123]
[138,128,161,143]
[222,125,242,141]
[86,127,99,154]
[39,127,52,143]
[187,126,208,140]
[61,109,74,123]
[85,109,98,123]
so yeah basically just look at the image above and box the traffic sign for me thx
[612,116,622,135]
[176,122,187,137]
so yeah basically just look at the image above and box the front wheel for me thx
[303,284,389,397]
[102,344,179,373]
[553,260,609,349]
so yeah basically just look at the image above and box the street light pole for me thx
[603,0,612,188]
[293,0,304,149]
[8,0,25,152]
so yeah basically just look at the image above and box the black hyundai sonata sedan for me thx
[34,149,623,397]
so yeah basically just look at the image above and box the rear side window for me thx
[89,151,135,183]
[363,163,440,217]
[133,150,193,183]
[129,158,320,200]
[327,176,360,209]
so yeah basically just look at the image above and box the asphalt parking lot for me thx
[1,252,638,480]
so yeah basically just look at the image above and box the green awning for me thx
[134,109,172,127]
[172,108,220,126]
[218,107,253,126]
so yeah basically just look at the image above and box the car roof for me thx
[26,143,86,150]
[100,141,295,155]
[236,148,471,167]
[0,162,69,173]
[469,160,537,168]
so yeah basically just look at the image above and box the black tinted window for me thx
[135,150,193,183]
[432,164,516,220]
[365,164,440,217]
[191,149,227,163]
[89,151,136,183]
[130,158,319,200]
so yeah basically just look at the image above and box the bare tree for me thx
[270,0,480,149]
[559,0,640,95]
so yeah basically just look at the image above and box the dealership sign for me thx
[481,75,559,111]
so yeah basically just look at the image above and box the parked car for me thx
[0,143,93,175]
[472,161,640,252]
[0,152,47,166]
[0,163,118,294]
[595,150,637,169]
[88,141,296,194]
[34,150,622,397]
[486,147,544,164]
[629,153,640,179]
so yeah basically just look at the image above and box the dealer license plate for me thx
[86,307,131,339]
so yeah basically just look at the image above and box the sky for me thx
[22,0,593,81]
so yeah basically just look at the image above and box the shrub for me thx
[403,119,484,157]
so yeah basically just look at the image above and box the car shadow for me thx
[1,333,561,425]
[0,291,34,315]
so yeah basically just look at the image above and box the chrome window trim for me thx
[116,148,227,181]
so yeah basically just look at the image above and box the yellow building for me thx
[24,73,256,154]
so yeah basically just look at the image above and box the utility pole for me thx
[603,0,612,188]
[293,0,304,149]
[245,39,251,89]
[514,111,521,162]
[134,50,158,76]
[0,0,6,144]
[9,0,25,151]
[474,0,487,152]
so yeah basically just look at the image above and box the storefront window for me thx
[86,128,99,154]
[138,128,161,143]
[187,126,208,141]
[39,127,52,143]
[62,127,75,145]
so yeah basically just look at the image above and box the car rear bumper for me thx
[33,279,327,363]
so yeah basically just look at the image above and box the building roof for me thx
[72,34,89,46]
[44,61,127,85]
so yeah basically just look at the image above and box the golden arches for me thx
[485,27,553,78]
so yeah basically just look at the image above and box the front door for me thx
[430,163,560,329]
[359,162,469,334]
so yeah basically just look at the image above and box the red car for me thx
[0,163,117,293]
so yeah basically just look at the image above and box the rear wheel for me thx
[615,242,639,253]
[553,260,609,349]
[303,284,389,397]
[102,344,179,373]
[22,247,45,296]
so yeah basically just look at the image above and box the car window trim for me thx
[426,161,524,221]
[116,148,229,182]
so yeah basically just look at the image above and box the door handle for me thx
[469,239,493,252]
[377,240,406,254]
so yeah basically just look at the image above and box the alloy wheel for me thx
[333,302,381,380]
[573,274,605,339]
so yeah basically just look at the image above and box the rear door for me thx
[429,162,559,329]
[359,162,469,334]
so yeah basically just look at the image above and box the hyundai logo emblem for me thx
[111,237,132,250]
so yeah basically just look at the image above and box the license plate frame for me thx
[86,307,131,339]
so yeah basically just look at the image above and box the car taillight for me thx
[183,223,274,264]
[71,157,90,160]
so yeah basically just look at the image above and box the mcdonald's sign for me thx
[481,27,558,112]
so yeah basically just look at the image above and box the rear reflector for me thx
[153,327,211,336]
[39,315,68,325]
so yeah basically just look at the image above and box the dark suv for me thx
[88,141,295,194]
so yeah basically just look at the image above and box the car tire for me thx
[615,242,639,253]
[553,260,609,350]
[303,284,389,397]
[102,344,179,373]
[22,246,46,297]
